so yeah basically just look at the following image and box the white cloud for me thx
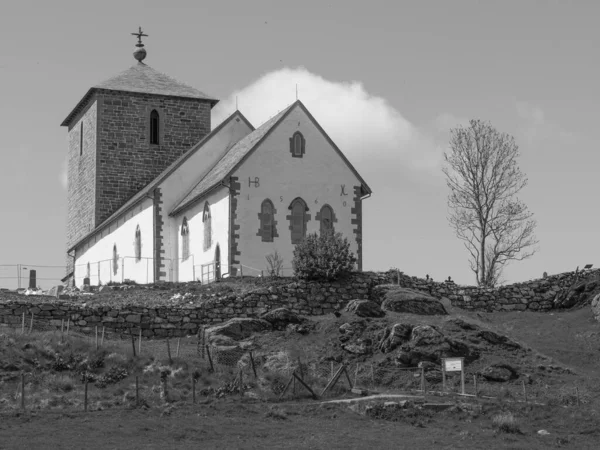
[516,101,576,145]
[212,67,443,173]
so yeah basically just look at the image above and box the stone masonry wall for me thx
[1,269,597,338]
[95,90,212,227]
[66,99,98,250]
[0,276,377,338]
[386,268,600,312]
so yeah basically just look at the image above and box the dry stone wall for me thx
[387,269,600,312]
[0,276,379,338]
[1,269,597,337]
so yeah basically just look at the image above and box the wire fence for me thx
[1,317,592,417]
[0,259,299,292]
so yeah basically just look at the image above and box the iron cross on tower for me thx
[131,26,148,47]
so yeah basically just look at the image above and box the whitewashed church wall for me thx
[73,198,154,287]
[159,115,252,280]
[233,106,362,275]
[172,186,229,283]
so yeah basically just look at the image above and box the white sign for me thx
[444,358,463,372]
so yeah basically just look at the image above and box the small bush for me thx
[265,250,284,277]
[492,412,521,434]
[292,231,357,281]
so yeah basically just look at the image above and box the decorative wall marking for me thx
[248,177,260,188]
[340,185,348,196]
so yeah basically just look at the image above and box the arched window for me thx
[181,217,190,261]
[319,205,335,236]
[288,198,309,244]
[203,202,212,251]
[134,225,142,261]
[112,244,118,276]
[259,199,274,242]
[289,131,305,158]
[150,110,159,145]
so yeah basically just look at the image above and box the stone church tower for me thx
[61,29,218,276]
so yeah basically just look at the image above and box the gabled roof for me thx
[170,100,372,216]
[67,110,254,253]
[61,62,219,127]
[170,103,295,216]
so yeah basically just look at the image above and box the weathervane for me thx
[131,26,148,62]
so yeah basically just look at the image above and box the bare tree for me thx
[442,120,538,287]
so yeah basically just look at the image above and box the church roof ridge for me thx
[170,102,298,216]
[61,63,219,127]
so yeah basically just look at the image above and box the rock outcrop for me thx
[378,287,448,315]
[345,299,385,318]
[260,308,302,330]
[591,293,600,322]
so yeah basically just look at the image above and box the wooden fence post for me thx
[21,312,25,334]
[131,333,137,357]
[442,363,447,393]
[249,351,257,378]
[21,373,25,410]
[166,338,172,364]
[138,329,142,355]
[84,379,88,412]
[66,318,70,336]
[176,337,181,358]
[101,326,105,347]
[192,376,196,404]
[205,345,214,372]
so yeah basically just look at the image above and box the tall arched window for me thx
[181,217,190,261]
[260,199,274,242]
[150,110,159,145]
[112,244,118,276]
[288,198,309,244]
[319,205,334,236]
[203,202,212,251]
[134,225,142,261]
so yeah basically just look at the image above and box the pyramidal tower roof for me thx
[61,28,218,127]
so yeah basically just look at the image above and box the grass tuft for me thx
[492,411,521,434]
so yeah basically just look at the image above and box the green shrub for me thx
[292,231,357,281]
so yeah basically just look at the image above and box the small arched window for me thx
[203,202,212,251]
[134,225,142,261]
[319,205,335,236]
[150,109,159,145]
[181,217,190,261]
[112,244,118,276]
[289,131,305,158]
[288,198,309,244]
[260,199,274,242]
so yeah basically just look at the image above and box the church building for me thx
[62,30,372,287]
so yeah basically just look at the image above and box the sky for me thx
[0,0,599,289]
